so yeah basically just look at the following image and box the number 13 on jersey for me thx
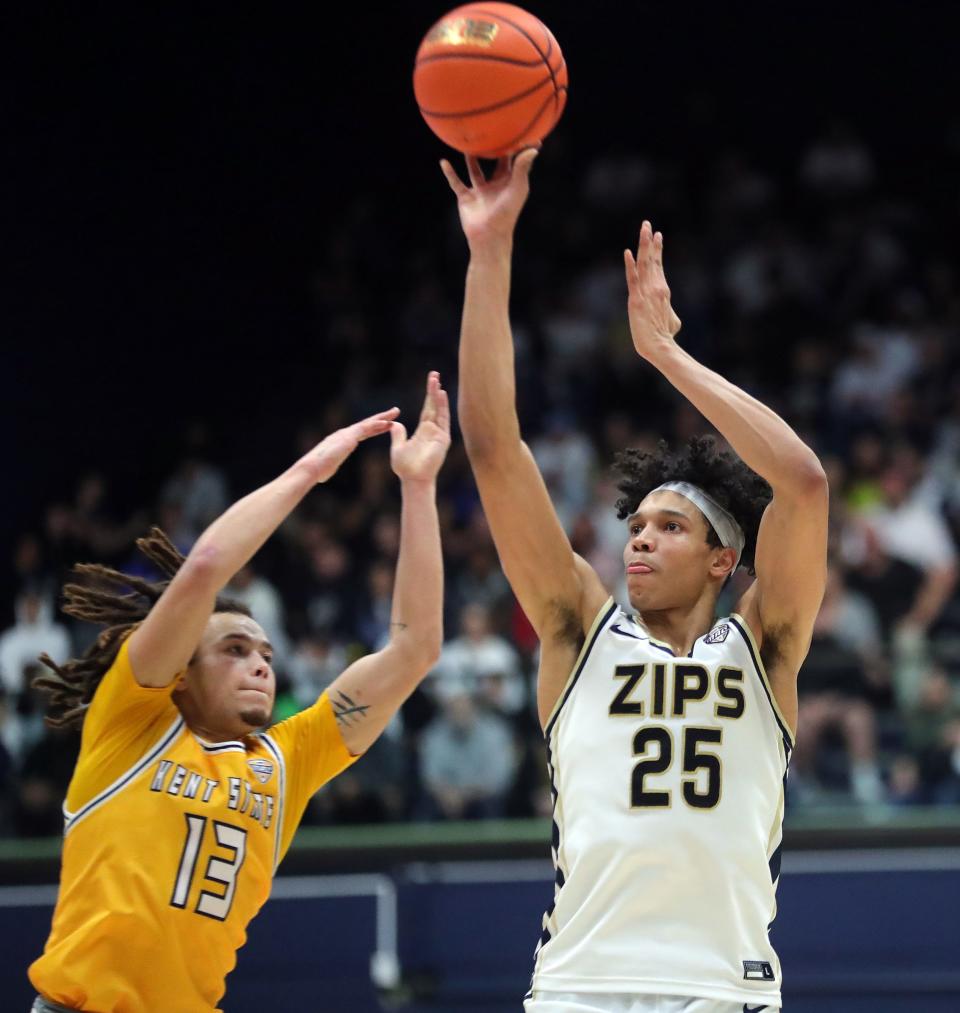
[171,813,247,920]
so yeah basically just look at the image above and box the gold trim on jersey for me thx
[729,612,797,746]
[63,716,185,834]
[543,596,616,736]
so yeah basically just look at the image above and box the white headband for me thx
[651,481,745,571]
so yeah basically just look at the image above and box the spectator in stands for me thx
[901,665,960,804]
[793,565,886,804]
[430,603,527,719]
[0,592,71,700]
[311,732,409,825]
[159,429,230,542]
[13,725,80,837]
[452,538,511,617]
[10,534,55,614]
[799,121,876,194]
[300,536,358,641]
[859,450,958,637]
[287,632,349,708]
[530,410,596,532]
[355,558,396,651]
[418,692,515,820]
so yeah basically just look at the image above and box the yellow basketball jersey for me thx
[29,637,356,1012]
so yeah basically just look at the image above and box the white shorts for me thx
[523,993,779,1013]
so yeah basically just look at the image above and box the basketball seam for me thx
[471,7,559,96]
[415,51,544,69]
[419,71,554,119]
[488,88,557,157]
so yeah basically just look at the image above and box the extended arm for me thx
[625,222,828,672]
[326,372,450,755]
[442,153,607,645]
[128,408,399,686]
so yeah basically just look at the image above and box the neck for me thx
[636,595,720,656]
[175,699,246,744]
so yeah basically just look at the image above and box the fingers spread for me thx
[465,155,486,188]
[440,159,469,197]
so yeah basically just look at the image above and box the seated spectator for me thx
[13,726,80,837]
[418,693,516,820]
[287,632,349,708]
[355,559,395,652]
[159,437,229,543]
[453,542,512,618]
[429,604,527,718]
[530,410,596,532]
[300,537,358,640]
[901,665,960,804]
[310,734,409,825]
[793,566,886,804]
[859,451,958,637]
[0,592,71,699]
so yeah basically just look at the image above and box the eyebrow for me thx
[220,632,274,653]
[627,508,691,525]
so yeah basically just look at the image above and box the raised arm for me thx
[127,408,399,687]
[441,153,607,646]
[326,372,450,754]
[624,222,828,682]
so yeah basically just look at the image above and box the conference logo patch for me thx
[705,623,730,645]
[248,758,274,784]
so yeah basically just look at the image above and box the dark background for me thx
[7,1,958,560]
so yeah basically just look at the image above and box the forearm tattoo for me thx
[332,690,370,726]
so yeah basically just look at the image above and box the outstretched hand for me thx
[309,407,400,484]
[624,220,682,361]
[390,371,451,483]
[440,148,539,249]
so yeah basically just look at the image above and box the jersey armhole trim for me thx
[728,612,796,751]
[259,733,286,872]
[63,716,185,834]
[543,597,616,739]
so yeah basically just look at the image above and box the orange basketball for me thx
[413,3,568,158]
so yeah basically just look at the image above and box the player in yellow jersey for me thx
[27,372,451,1013]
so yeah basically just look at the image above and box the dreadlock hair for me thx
[33,527,251,730]
[613,436,772,576]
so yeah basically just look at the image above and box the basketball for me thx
[413,3,568,158]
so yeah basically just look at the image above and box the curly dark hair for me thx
[33,528,250,730]
[613,436,772,575]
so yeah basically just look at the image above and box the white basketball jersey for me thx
[529,598,793,1008]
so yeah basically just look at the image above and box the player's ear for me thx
[710,547,737,580]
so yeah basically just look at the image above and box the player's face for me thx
[623,491,726,611]
[178,612,276,739]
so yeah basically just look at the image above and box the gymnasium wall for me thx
[5,848,958,1012]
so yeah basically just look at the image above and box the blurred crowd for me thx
[3,120,960,836]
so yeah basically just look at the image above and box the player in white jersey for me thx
[441,151,828,1011]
